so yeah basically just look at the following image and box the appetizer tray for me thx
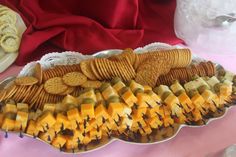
[0,42,235,154]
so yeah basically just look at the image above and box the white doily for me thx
[18,42,190,77]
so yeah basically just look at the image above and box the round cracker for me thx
[15,76,38,86]
[44,77,68,94]
[80,60,97,80]
[62,72,87,86]
[34,63,43,84]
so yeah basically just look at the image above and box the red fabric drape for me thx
[0,0,182,65]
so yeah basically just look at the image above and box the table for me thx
[0,51,236,157]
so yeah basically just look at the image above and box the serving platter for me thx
[0,42,235,154]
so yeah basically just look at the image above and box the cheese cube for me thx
[224,71,235,81]
[121,89,137,107]
[67,108,82,122]
[67,120,79,130]
[113,81,126,92]
[79,89,97,102]
[52,135,67,148]
[170,82,184,94]
[82,135,91,145]
[145,95,158,108]
[164,94,179,107]
[121,117,133,128]
[102,86,118,100]
[129,80,144,93]
[81,103,95,119]
[0,114,3,127]
[37,112,56,131]
[39,128,56,143]
[191,93,205,109]
[3,104,17,114]
[146,105,163,118]
[95,92,104,103]
[89,128,102,140]
[132,115,146,129]
[147,117,163,129]
[184,81,196,92]
[146,91,162,104]
[62,94,78,106]
[43,103,56,113]
[95,104,109,119]
[133,107,147,118]
[178,92,194,113]
[220,84,232,96]
[139,126,152,135]
[194,78,209,89]
[143,85,152,92]
[73,129,84,143]
[206,76,220,88]
[163,117,174,127]
[16,103,28,112]
[107,102,123,117]
[156,85,171,97]
[201,90,214,103]
[14,111,28,131]
[1,118,15,131]
[192,109,202,121]
[54,113,70,132]
[26,120,39,137]
[66,138,78,150]
[136,93,149,108]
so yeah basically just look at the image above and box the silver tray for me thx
[0,49,235,154]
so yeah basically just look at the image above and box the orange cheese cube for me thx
[178,92,194,113]
[176,115,187,124]
[121,89,137,107]
[191,93,205,109]
[37,112,56,131]
[192,109,202,121]
[133,107,147,118]
[26,120,39,137]
[95,104,109,119]
[14,111,28,131]
[102,86,118,100]
[16,103,28,112]
[67,108,82,122]
[52,135,67,148]
[163,117,174,127]
[220,84,232,97]
[81,103,95,119]
[143,85,152,92]
[1,118,15,131]
[121,117,133,128]
[43,103,56,113]
[201,90,214,103]
[39,128,56,143]
[3,104,17,114]
[112,81,126,92]
[146,105,162,118]
[164,94,179,107]
[67,120,79,130]
[107,102,124,117]
[132,115,146,129]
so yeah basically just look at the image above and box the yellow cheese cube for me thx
[139,126,152,135]
[73,129,84,142]
[136,93,149,108]
[52,135,67,149]
[121,117,133,128]
[54,113,70,132]
[95,92,104,103]
[62,94,78,106]
[147,117,163,129]
[89,128,102,140]
[96,117,104,127]
[121,89,137,107]
[146,105,161,118]
[39,128,56,143]
[1,118,15,131]
[102,86,118,100]
[132,115,146,128]
[164,94,179,107]
[191,93,205,109]
[14,111,28,131]
[37,112,56,131]
[143,85,152,92]
[170,82,184,94]
[107,102,124,117]
[43,103,56,113]
[95,104,109,119]
[79,89,97,103]
[26,120,39,137]
[163,117,174,127]
[129,80,144,93]
[178,92,194,113]
[82,135,91,145]
[176,115,186,124]
[220,84,232,97]
[81,103,95,119]
[113,81,126,92]
[16,103,28,112]
[192,109,202,121]
[3,104,17,114]
[146,91,162,104]
[201,90,214,103]
[67,108,82,122]
[67,120,79,130]
[145,95,158,108]
[66,138,78,150]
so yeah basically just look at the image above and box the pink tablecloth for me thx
[0,52,236,157]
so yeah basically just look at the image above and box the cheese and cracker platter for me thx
[0,43,235,154]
